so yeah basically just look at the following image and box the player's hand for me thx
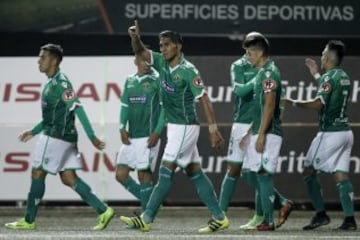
[92,137,105,150]
[120,130,131,145]
[18,130,33,142]
[239,132,251,150]
[209,130,225,151]
[147,132,160,148]
[128,19,140,38]
[305,58,319,76]
[255,133,266,153]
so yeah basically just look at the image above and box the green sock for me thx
[337,179,354,216]
[121,177,141,199]
[242,171,263,216]
[73,178,107,214]
[304,174,325,212]
[219,173,239,212]
[273,188,286,210]
[189,170,224,220]
[140,182,153,212]
[143,166,173,223]
[25,178,45,223]
[257,174,275,224]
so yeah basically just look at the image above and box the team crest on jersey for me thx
[174,74,180,81]
[262,79,277,91]
[142,82,150,89]
[265,71,271,78]
[51,79,57,85]
[193,77,204,88]
[320,82,332,93]
[62,89,76,101]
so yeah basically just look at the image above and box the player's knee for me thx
[227,164,241,176]
[333,171,349,182]
[137,170,152,183]
[115,171,129,184]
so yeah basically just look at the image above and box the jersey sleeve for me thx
[56,78,82,111]
[119,79,129,131]
[187,68,206,99]
[316,75,334,105]
[151,51,164,73]
[260,70,280,94]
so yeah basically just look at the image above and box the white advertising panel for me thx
[0,56,141,201]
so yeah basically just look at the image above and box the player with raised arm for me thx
[286,40,357,231]
[4,43,114,231]
[119,20,228,233]
[115,57,165,212]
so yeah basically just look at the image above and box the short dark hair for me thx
[41,43,63,63]
[159,30,183,45]
[326,40,345,65]
[242,32,270,56]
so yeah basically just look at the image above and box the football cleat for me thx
[93,207,115,231]
[198,216,230,233]
[239,215,264,230]
[120,214,151,232]
[276,200,294,228]
[4,218,36,230]
[303,212,330,230]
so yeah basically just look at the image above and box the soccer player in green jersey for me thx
[285,40,357,231]
[4,44,114,231]
[120,20,229,233]
[220,48,293,230]
[115,57,165,212]
[239,32,285,231]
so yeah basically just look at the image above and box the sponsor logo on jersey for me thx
[321,82,332,93]
[193,77,204,88]
[129,95,146,103]
[161,79,176,93]
[62,89,76,101]
[262,79,277,92]
[174,74,180,81]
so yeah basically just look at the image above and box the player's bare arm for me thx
[120,130,131,145]
[200,93,225,151]
[287,98,323,110]
[147,132,160,148]
[18,130,34,142]
[128,20,151,63]
[256,92,276,153]
[91,137,105,150]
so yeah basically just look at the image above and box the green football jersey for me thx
[120,70,161,138]
[231,55,258,123]
[252,60,282,136]
[152,52,205,125]
[41,70,81,142]
[316,67,351,132]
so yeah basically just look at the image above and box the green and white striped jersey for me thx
[120,69,162,138]
[231,55,258,123]
[41,70,81,142]
[252,59,283,136]
[152,51,205,125]
[316,67,351,132]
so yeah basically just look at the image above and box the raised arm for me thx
[128,20,152,63]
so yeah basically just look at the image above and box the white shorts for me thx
[226,123,251,164]
[162,123,200,168]
[304,131,353,173]
[116,137,160,172]
[32,134,82,175]
[243,134,282,174]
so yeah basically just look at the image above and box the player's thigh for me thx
[136,138,161,172]
[163,124,199,168]
[226,123,250,164]
[116,141,136,170]
[32,134,76,174]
